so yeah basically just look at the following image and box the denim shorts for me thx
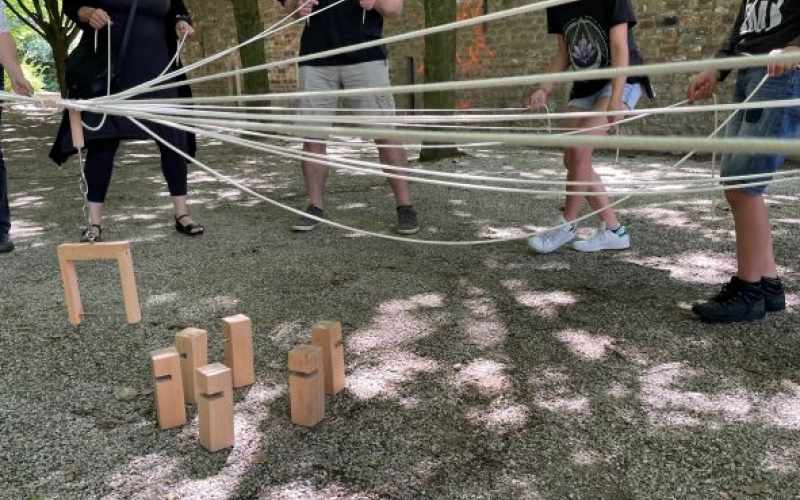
[721,67,800,194]
[568,81,643,111]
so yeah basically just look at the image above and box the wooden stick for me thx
[310,321,345,395]
[68,110,84,149]
[150,347,186,429]
[196,363,234,452]
[221,314,255,388]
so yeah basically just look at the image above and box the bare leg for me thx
[727,189,776,282]
[562,101,620,228]
[302,140,329,208]
[376,138,411,206]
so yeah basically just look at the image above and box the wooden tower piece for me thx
[310,321,345,395]
[288,345,325,427]
[150,347,186,429]
[174,327,208,405]
[56,241,141,326]
[221,314,255,388]
[196,363,234,452]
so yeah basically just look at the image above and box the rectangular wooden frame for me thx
[57,241,141,326]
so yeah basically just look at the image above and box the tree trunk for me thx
[4,0,79,95]
[420,0,458,162]
[230,0,269,103]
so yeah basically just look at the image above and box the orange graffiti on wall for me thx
[455,0,495,108]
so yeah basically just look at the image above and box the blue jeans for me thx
[721,67,800,194]
[568,82,643,111]
[0,107,8,237]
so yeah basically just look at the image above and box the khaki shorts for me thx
[297,60,397,139]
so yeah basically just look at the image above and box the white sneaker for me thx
[572,223,630,252]
[528,218,577,253]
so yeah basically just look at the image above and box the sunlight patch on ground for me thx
[338,202,369,210]
[10,195,45,209]
[464,297,507,347]
[200,295,241,313]
[763,446,800,474]
[535,395,591,415]
[621,252,735,284]
[348,294,445,354]
[477,224,530,239]
[8,219,43,239]
[553,329,615,361]
[451,358,510,396]
[258,481,380,499]
[503,280,578,319]
[145,293,178,306]
[496,473,545,500]
[571,448,612,466]
[624,207,694,228]
[347,351,438,400]
[103,454,181,499]
[466,397,529,431]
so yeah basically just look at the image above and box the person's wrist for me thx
[175,14,193,26]
[538,87,550,96]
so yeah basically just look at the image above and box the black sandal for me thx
[175,214,204,236]
[80,224,103,243]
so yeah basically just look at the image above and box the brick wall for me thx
[182,0,740,135]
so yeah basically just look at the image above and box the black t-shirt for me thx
[716,0,800,80]
[278,0,388,66]
[546,0,646,99]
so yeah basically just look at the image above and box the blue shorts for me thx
[568,82,643,111]
[721,67,800,195]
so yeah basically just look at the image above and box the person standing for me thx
[687,0,799,323]
[527,0,651,253]
[0,1,34,254]
[279,0,419,235]
[50,0,203,242]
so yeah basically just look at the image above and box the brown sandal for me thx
[175,214,204,236]
[80,224,103,243]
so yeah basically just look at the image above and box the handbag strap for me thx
[116,0,140,70]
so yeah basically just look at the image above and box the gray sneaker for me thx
[292,204,325,232]
[397,205,419,235]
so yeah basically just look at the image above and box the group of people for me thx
[1,0,798,324]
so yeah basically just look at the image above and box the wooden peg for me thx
[174,328,208,405]
[150,347,186,429]
[288,345,325,427]
[221,314,255,388]
[310,321,345,395]
[196,363,234,452]
[68,110,84,149]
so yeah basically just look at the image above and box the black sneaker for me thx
[691,276,766,323]
[396,205,419,235]
[0,236,14,254]
[761,277,786,312]
[292,204,325,232]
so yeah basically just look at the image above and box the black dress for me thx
[50,0,196,164]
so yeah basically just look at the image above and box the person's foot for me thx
[396,205,419,235]
[692,276,766,323]
[528,217,576,253]
[80,225,103,243]
[292,204,325,232]
[0,235,14,254]
[760,277,786,313]
[175,215,204,236]
[572,223,630,252]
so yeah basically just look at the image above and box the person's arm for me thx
[607,22,629,123]
[282,0,317,20]
[360,0,403,19]
[0,33,33,96]
[527,34,570,110]
[169,0,194,39]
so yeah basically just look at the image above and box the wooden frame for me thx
[57,241,141,326]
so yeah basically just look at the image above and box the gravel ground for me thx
[1,109,799,500]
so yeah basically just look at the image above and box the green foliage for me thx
[4,3,58,91]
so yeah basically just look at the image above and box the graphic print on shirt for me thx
[563,16,609,71]
[741,0,784,35]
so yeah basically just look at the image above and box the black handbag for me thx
[64,0,139,99]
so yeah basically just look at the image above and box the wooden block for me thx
[174,328,208,405]
[150,347,186,429]
[310,321,345,395]
[196,363,234,452]
[221,314,255,388]
[56,241,141,326]
[288,345,325,427]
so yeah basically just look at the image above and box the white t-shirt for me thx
[0,2,10,35]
